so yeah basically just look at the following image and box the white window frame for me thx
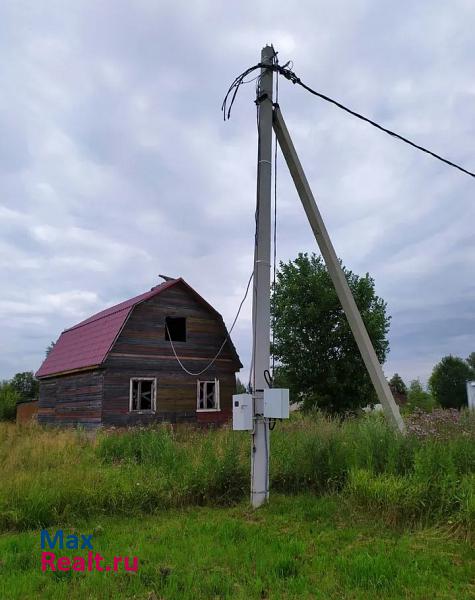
[129,378,157,413]
[196,379,220,412]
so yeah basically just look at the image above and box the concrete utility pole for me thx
[273,106,405,433]
[250,45,275,507]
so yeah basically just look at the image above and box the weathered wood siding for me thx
[102,283,239,425]
[16,400,39,424]
[38,371,103,428]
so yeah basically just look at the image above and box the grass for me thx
[1,412,475,534]
[1,414,475,597]
[1,494,474,599]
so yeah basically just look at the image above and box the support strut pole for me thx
[273,105,405,433]
[250,45,275,507]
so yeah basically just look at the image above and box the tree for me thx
[466,352,475,371]
[10,371,39,402]
[46,341,56,357]
[406,379,436,412]
[389,373,407,395]
[271,253,390,414]
[428,355,474,409]
[0,381,19,421]
[235,377,247,394]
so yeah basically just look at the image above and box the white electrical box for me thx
[232,394,253,430]
[467,381,475,411]
[264,388,290,419]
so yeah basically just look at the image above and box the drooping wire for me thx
[222,63,262,121]
[222,62,475,179]
[166,271,253,377]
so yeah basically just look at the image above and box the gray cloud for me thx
[0,0,474,387]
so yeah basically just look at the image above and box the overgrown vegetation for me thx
[405,379,437,413]
[1,495,474,600]
[1,413,474,537]
[0,371,39,422]
[0,381,20,421]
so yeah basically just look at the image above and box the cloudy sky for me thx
[1,1,474,385]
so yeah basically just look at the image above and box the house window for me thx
[129,378,156,412]
[197,379,220,411]
[165,317,186,342]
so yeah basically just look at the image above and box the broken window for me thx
[165,317,186,342]
[129,378,156,412]
[197,379,220,411]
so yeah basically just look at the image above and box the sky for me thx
[0,0,474,386]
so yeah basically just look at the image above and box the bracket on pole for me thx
[272,105,405,434]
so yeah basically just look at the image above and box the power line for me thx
[166,271,253,377]
[223,62,475,179]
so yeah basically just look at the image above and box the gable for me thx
[108,281,242,369]
[36,278,241,378]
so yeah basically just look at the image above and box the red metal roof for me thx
[36,279,178,378]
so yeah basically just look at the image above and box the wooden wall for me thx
[38,370,103,428]
[16,400,38,424]
[37,282,241,428]
[102,283,240,426]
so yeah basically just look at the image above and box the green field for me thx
[1,495,474,599]
[1,413,474,598]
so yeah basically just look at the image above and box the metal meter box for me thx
[467,381,475,410]
[232,394,253,430]
[264,388,290,419]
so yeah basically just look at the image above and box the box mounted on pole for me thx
[228,43,405,512]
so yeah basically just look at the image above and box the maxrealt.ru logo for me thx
[40,530,138,573]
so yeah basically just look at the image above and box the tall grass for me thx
[0,412,474,534]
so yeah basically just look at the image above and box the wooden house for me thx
[36,278,242,428]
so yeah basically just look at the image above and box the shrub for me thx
[404,379,436,413]
[406,408,474,440]
[0,382,19,421]
[0,413,474,534]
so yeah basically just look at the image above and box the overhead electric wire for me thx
[166,270,253,377]
[222,62,475,179]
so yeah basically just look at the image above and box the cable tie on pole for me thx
[255,92,269,105]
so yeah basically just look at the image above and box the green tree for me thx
[389,373,407,395]
[406,379,436,412]
[466,352,475,371]
[0,381,19,421]
[235,377,247,394]
[428,356,474,409]
[271,253,390,414]
[45,341,56,357]
[10,371,39,402]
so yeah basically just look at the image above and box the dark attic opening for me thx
[165,316,187,342]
